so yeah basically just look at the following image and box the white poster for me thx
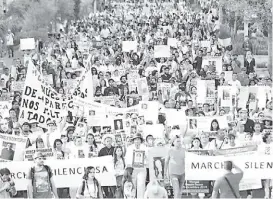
[122,41,138,52]
[20,38,35,50]
[167,38,178,48]
[154,45,171,58]
[0,134,27,162]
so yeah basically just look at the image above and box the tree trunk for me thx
[243,20,248,37]
[233,13,237,39]
[268,22,272,76]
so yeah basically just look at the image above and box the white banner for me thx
[185,152,273,180]
[2,156,116,190]
[0,134,27,162]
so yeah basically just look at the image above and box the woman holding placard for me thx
[164,135,186,199]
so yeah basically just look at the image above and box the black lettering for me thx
[102,166,108,173]
[77,167,82,174]
[24,86,32,96]
[267,162,273,169]
[31,89,37,98]
[69,168,75,175]
[63,168,67,175]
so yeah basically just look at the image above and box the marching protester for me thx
[27,152,59,199]
[0,168,17,198]
[212,161,244,199]
[0,0,271,198]
[76,166,103,199]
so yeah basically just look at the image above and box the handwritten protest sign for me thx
[19,61,73,127]
[20,38,35,50]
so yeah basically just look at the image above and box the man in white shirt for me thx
[228,73,241,94]
[6,30,14,58]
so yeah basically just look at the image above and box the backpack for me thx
[80,179,99,198]
[30,165,53,190]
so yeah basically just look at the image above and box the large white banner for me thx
[0,134,27,162]
[185,152,273,180]
[2,156,116,190]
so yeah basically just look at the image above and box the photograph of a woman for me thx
[153,157,164,180]
[189,119,197,130]
[210,119,220,131]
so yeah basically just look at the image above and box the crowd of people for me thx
[0,0,272,198]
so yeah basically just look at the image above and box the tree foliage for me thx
[74,0,81,20]
[21,1,57,40]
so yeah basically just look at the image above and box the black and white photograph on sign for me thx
[189,119,197,130]
[138,116,145,125]
[89,110,96,116]
[115,134,123,145]
[92,126,102,143]
[153,157,165,180]
[114,119,123,130]
[130,126,137,135]
[132,151,145,168]
[102,126,112,134]
[222,89,230,100]
[0,141,15,161]
[141,103,148,110]
[78,149,85,158]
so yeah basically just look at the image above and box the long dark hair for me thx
[210,119,220,131]
[113,146,125,169]
[191,137,203,149]
[153,158,164,178]
[82,166,99,195]
[86,133,98,148]
[53,139,63,149]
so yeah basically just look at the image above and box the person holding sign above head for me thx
[212,161,243,199]
[27,152,58,199]
[164,135,186,199]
